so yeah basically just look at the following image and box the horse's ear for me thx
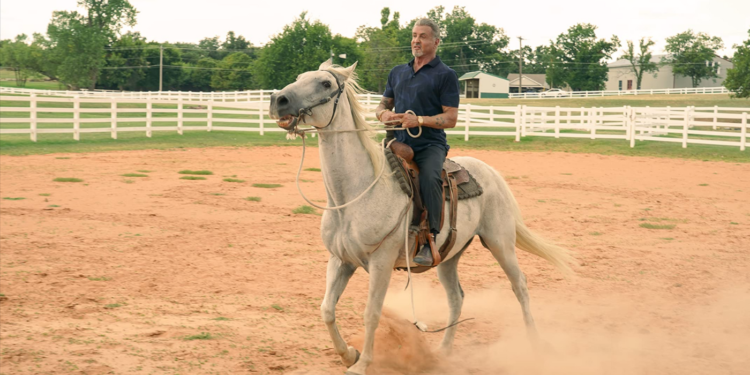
[319,58,333,70]
[341,61,358,78]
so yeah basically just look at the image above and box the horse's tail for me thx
[494,169,575,275]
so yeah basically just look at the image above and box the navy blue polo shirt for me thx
[383,56,460,152]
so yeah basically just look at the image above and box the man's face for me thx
[411,25,439,58]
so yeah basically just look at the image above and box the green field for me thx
[0,80,66,90]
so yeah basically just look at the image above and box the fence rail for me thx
[0,94,746,151]
[509,86,731,99]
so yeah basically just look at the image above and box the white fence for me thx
[0,94,746,151]
[509,86,731,99]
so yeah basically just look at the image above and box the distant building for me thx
[606,55,733,91]
[506,74,552,93]
[458,71,509,98]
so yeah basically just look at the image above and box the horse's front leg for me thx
[345,249,398,375]
[321,255,360,367]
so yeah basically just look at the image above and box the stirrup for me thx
[413,244,433,267]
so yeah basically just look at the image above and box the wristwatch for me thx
[417,116,424,126]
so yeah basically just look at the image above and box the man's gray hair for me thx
[415,18,441,40]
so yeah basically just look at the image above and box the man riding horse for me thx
[374,18,460,267]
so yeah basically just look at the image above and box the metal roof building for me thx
[458,71,510,99]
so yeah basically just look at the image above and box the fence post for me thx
[554,106,560,138]
[464,104,471,141]
[629,106,636,148]
[259,90,265,136]
[741,113,747,151]
[682,107,689,148]
[146,101,153,137]
[30,94,37,142]
[207,103,213,132]
[111,101,117,139]
[73,95,80,141]
[590,109,596,139]
[515,105,521,142]
[177,98,183,135]
[713,105,718,130]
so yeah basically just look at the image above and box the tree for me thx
[98,32,149,90]
[506,45,553,75]
[42,0,138,89]
[356,8,408,92]
[662,30,724,87]
[622,38,659,90]
[0,35,35,87]
[724,30,750,98]
[198,36,223,60]
[547,24,620,91]
[137,44,184,91]
[252,12,336,89]
[211,52,254,90]
[186,57,218,91]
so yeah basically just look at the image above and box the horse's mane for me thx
[324,65,384,176]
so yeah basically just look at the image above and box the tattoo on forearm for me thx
[436,116,444,127]
[379,97,394,110]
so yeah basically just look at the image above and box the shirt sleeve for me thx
[439,70,460,108]
[383,69,395,98]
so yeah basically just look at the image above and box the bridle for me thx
[286,70,345,132]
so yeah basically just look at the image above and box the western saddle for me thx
[386,140,482,272]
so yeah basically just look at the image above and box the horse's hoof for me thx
[342,346,360,367]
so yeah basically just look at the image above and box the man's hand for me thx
[380,111,400,124]
[399,112,419,128]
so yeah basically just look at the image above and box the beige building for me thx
[458,71,510,98]
[606,55,733,91]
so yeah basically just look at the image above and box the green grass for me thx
[87,276,112,281]
[271,304,284,312]
[104,303,122,309]
[2,197,25,200]
[660,237,674,240]
[223,178,245,183]
[292,205,318,215]
[123,179,135,184]
[639,223,676,230]
[0,80,65,90]
[180,176,206,180]
[212,317,231,321]
[53,177,83,182]
[698,183,709,186]
[178,170,213,175]
[252,183,282,188]
[589,232,603,236]
[304,167,321,172]
[55,157,70,159]
[136,169,152,173]
[48,204,60,207]
[121,173,148,177]
[245,196,261,202]
[184,332,213,340]
[38,193,51,196]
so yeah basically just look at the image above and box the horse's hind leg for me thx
[436,247,466,354]
[321,255,360,367]
[479,231,540,342]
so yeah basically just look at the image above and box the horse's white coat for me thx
[270,60,573,375]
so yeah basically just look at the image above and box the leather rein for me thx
[287,70,345,131]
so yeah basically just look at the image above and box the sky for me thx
[1,0,748,60]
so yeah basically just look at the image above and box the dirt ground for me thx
[1,146,749,375]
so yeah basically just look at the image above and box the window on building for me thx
[618,80,622,91]
[627,80,633,90]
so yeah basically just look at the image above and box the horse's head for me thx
[270,59,358,133]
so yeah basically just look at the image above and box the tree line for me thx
[1,0,747,98]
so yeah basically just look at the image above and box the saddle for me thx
[385,141,483,272]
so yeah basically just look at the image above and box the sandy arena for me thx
[1,146,749,374]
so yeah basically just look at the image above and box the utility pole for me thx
[159,45,163,92]
[518,37,524,96]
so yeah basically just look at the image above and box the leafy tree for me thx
[0,35,35,87]
[42,0,137,89]
[137,44,184,91]
[211,52,254,90]
[198,36,223,60]
[724,30,750,98]
[253,12,336,89]
[429,6,511,78]
[98,32,149,90]
[506,45,553,75]
[622,38,659,89]
[356,8,408,92]
[547,23,620,91]
[222,31,256,59]
[662,30,724,87]
[186,57,218,91]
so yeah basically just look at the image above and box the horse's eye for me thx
[322,81,331,88]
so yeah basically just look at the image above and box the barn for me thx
[458,71,510,98]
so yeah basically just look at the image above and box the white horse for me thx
[269,60,573,375]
